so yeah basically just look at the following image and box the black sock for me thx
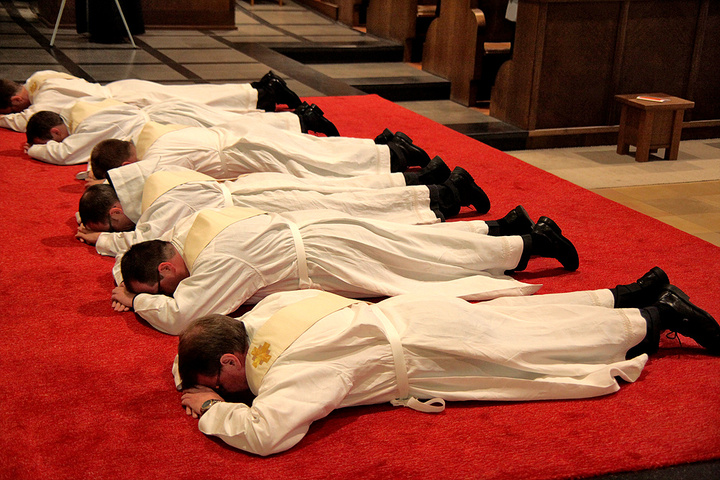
[427,185,445,221]
[485,220,501,236]
[403,171,420,185]
[627,307,662,358]
[253,86,275,112]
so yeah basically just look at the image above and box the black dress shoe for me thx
[496,205,535,236]
[386,132,431,169]
[374,128,394,144]
[654,285,720,353]
[259,71,301,109]
[417,156,452,185]
[295,102,339,136]
[443,166,491,214]
[528,216,579,271]
[613,266,670,308]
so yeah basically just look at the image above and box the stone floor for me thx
[1,0,718,246]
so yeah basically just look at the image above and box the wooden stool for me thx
[615,93,694,162]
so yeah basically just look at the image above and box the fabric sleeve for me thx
[132,254,267,335]
[27,133,95,165]
[198,364,352,456]
[0,108,34,132]
[96,231,137,257]
[27,121,131,165]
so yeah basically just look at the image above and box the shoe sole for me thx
[536,216,579,271]
[513,205,535,228]
[664,285,720,352]
[645,266,670,286]
[395,132,431,167]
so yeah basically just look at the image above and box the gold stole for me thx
[182,207,266,273]
[141,170,215,214]
[26,71,75,96]
[246,291,363,394]
[68,98,125,133]
[135,121,189,160]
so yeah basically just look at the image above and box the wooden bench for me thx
[422,0,515,105]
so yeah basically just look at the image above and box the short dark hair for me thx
[91,139,134,180]
[0,79,21,109]
[121,240,175,291]
[178,314,249,389]
[26,110,63,145]
[78,184,120,226]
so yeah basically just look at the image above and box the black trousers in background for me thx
[75,0,145,44]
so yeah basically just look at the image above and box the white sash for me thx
[371,308,445,413]
[246,291,363,394]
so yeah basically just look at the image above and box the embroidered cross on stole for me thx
[246,291,363,395]
[26,71,75,96]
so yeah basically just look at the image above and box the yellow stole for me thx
[182,207,266,273]
[141,170,214,214]
[68,98,124,133]
[135,121,189,160]
[26,71,75,97]
[246,291,363,394]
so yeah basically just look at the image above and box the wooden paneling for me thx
[691,0,720,120]
[491,0,719,133]
[366,0,417,59]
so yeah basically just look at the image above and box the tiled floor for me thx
[1,0,718,247]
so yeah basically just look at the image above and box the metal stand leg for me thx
[49,0,67,47]
[49,0,137,48]
[113,0,137,48]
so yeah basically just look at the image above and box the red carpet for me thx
[1,94,718,480]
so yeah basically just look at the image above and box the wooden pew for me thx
[422,0,515,105]
[366,0,438,61]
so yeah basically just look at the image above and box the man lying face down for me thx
[111,203,578,335]
[1,69,302,131]
[75,164,491,256]
[174,269,720,456]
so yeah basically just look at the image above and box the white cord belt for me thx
[286,221,313,289]
[371,308,445,414]
[219,182,233,208]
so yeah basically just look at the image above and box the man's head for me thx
[78,184,136,232]
[178,314,249,393]
[91,139,138,180]
[121,240,189,297]
[0,79,29,113]
[25,111,68,145]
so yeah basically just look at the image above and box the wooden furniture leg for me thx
[616,105,629,155]
[666,110,685,160]
[635,110,653,162]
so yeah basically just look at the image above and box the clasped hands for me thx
[181,386,224,419]
[111,283,135,312]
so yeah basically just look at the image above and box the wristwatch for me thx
[200,399,222,416]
